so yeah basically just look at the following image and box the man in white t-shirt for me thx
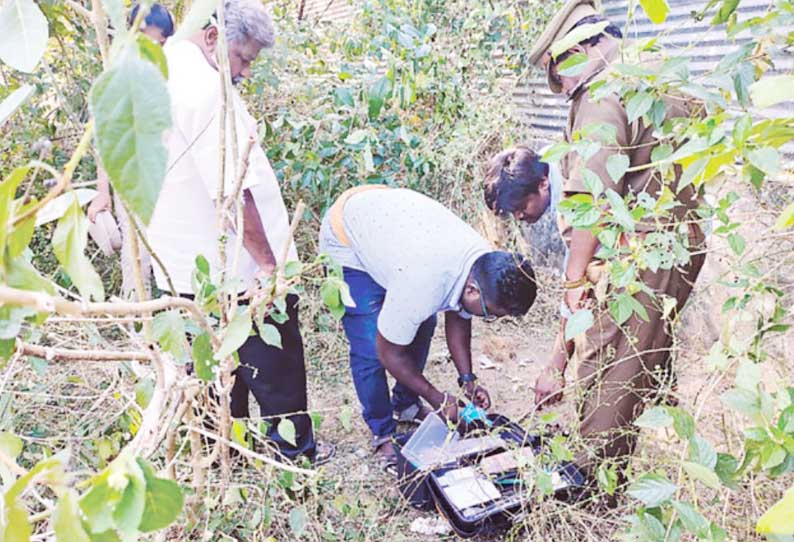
[319,187,538,471]
[148,0,330,463]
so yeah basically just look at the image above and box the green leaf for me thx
[7,252,55,294]
[284,261,302,279]
[4,502,32,542]
[54,490,90,542]
[192,332,217,382]
[112,458,146,537]
[320,279,345,319]
[90,51,171,225]
[0,84,34,128]
[550,22,609,59]
[596,464,618,496]
[557,53,589,77]
[606,154,630,183]
[714,453,738,488]
[215,309,252,360]
[565,309,593,341]
[639,0,670,23]
[541,142,572,164]
[171,0,219,42]
[259,323,282,349]
[367,76,391,119]
[712,0,739,24]
[627,473,677,507]
[749,76,794,109]
[136,458,184,532]
[605,189,635,231]
[0,166,30,268]
[231,419,247,447]
[581,169,604,197]
[668,407,695,439]
[760,442,787,470]
[727,233,746,256]
[0,431,23,459]
[682,461,721,490]
[609,294,634,326]
[80,475,123,534]
[0,0,48,73]
[137,35,168,78]
[689,434,717,469]
[345,129,368,145]
[672,500,709,536]
[721,388,761,419]
[626,91,654,123]
[152,310,188,360]
[775,202,794,231]
[634,406,674,429]
[747,147,780,177]
[0,338,15,365]
[288,507,308,537]
[52,197,104,301]
[278,418,297,447]
[757,487,794,537]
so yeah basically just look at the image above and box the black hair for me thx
[129,4,175,37]
[570,14,623,46]
[471,252,537,316]
[483,145,550,216]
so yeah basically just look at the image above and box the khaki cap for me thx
[527,0,601,93]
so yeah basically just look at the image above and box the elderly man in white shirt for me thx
[148,0,331,463]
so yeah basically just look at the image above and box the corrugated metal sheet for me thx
[301,0,356,22]
[519,0,794,159]
[301,0,793,159]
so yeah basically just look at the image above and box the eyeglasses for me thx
[473,279,499,323]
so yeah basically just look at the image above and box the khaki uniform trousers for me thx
[572,225,706,476]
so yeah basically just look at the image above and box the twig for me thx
[16,340,151,361]
[187,426,317,477]
[0,286,220,349]
[0,448,26,477]
[123,205,178,297]
[90,0,111,66]
[64,0,93,21]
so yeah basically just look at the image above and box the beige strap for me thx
[329,184,389,246]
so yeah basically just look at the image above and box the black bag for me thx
[394,414,586,538]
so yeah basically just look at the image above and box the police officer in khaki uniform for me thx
[514,0,706,484]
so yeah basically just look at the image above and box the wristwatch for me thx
[457,372,478,388]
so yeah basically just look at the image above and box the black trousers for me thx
[185,293,315,460]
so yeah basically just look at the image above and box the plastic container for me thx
[400,413,457,469]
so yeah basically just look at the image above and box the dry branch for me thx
[17,340,151,361]
[0,285,219,348]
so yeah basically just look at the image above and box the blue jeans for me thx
[341,268,437,439]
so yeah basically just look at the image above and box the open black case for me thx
[394,414,587,538]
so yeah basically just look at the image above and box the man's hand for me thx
[87,191,111,223]
[438,393,459,423]
[534,366,565,408]
[463,382,491,410]
[564,285,588,313]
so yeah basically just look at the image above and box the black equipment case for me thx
[394,414,586,538]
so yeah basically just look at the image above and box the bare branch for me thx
[17,340,151,361]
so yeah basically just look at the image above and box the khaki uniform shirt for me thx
[559,48,702,239]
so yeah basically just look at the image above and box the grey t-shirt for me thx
[319,188,490,345]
